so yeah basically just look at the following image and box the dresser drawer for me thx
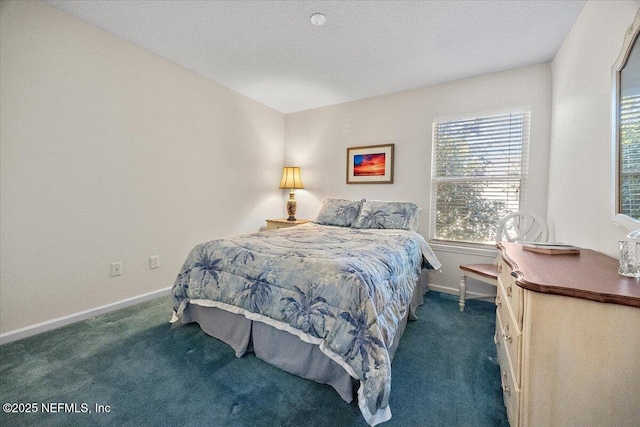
[498,258,523,328]
[496,314,521,427]
[496,304,521,388]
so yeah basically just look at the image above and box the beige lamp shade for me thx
[279,167,304,190]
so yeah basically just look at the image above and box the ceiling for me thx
[44,0,586,114]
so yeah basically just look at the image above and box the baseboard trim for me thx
[0,287,172,345]
[429,282,495,301]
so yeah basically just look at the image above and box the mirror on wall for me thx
[613,9,640,231]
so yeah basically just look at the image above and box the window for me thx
[619,93,640,219]
[430,111,530,245]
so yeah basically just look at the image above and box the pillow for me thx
[352,200,420,230]
[313,198,363,227]
[408,206,421,232]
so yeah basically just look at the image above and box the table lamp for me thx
[279,167,304,221]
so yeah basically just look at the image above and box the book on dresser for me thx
[521,242,580,255]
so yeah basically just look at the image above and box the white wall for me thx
[8,0,629,337]
[548,0,640,257]
[285,64,552,292]
[0,1,285,334]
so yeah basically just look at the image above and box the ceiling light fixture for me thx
[310,13,326,26]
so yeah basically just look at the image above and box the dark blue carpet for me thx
[0,291,508,427]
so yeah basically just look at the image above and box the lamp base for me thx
[286,192,297,221]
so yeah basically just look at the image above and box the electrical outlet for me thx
[150,255,160,269]
[111,262,122,277]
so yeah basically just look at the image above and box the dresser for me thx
[495,242,640,427]
[265,218,311,230]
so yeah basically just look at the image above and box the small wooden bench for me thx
[458,263,498,311]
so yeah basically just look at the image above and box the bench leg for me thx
[459,275,467,312]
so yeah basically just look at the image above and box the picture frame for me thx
[346,143,394,184]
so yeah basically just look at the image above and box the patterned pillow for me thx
[352,201,420,230]
[313,198,364,227]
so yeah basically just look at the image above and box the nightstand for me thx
[266,218,311,230]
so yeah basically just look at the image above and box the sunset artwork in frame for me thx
[346,144,394,184]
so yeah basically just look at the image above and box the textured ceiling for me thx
[44,0,586,113]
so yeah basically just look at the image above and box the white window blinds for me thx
[620,93,640,219]
[431,111,530,244]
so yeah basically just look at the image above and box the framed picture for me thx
[346,143,394,184]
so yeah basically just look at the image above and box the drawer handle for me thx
[506,283,512,297]
[501,372,511,395]
[494,331,500,346]
[498,263,503,273]
[502,323,512,343]
[495,294,502,308]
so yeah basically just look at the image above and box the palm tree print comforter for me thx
[171,223,440,426]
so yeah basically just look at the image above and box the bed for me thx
[170,199,441,426]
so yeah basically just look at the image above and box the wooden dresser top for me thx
[498,242,640,309]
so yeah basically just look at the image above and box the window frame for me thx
[612,9,640,231]
[429,109,531,247]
